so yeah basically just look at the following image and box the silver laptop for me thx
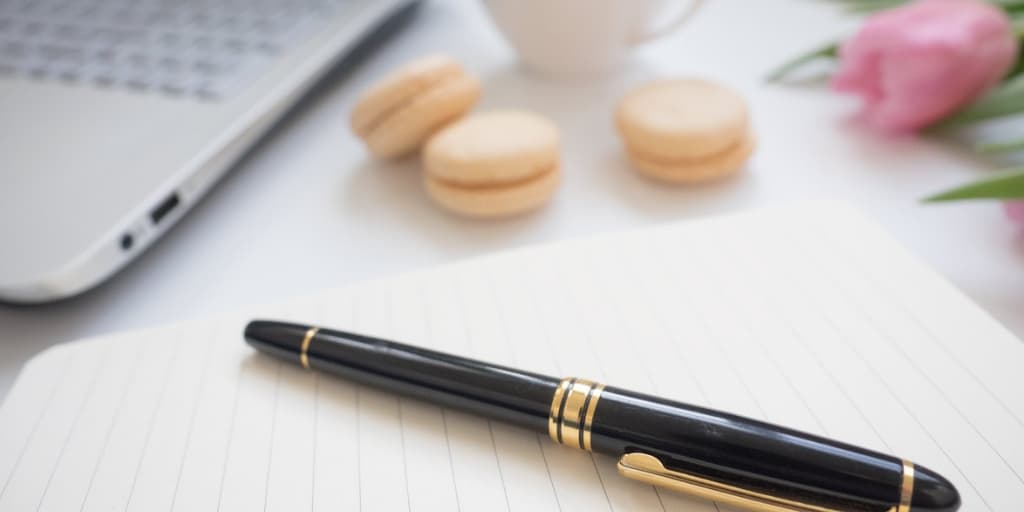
[0,0,418,303]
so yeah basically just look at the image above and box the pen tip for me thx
[912,463,961,512]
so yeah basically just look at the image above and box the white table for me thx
[2,0,1021,398]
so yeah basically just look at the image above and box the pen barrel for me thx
[590,387,905,511]
[246,322,559,432]
[247,321,959,512]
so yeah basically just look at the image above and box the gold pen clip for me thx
[616,452,845,512]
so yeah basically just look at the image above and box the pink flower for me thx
[832,0,1017,132]
[1004,201,1024,227]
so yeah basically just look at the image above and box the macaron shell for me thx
[616,79,749,160]
[363,73,481,159]
[425,165,560,218]
[350,54,465,137]
[629,132,755,184]
[424,110,560,185]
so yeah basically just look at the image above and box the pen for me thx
[244,320,960,512]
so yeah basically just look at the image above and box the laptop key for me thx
[0,0,355,101]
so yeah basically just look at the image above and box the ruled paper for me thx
[1,203,1022,511]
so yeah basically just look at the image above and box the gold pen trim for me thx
[618,453,919,512]
[548,378,572,443]
[560,379,592,449]
[299,327,319,370]
[897,460,914,512]
[549,377,604,451]
[582,384,604,452]
[618,452,845,512]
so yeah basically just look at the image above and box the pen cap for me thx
[244,321,309,366]
[589,386,959,511]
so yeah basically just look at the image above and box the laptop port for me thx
[150,192,180,225]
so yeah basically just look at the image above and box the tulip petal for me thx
[831,0,1018,132]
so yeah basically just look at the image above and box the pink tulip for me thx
[1004,201,1024,227]
[832,0,1017,132]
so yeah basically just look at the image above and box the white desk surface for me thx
[2,0,1022,398]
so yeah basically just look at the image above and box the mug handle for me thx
[629,0,705,45]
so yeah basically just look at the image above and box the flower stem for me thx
[764,42,839,83]
[924,167,1024,202]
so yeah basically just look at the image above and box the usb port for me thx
[150,192,180,225]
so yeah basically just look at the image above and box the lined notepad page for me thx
[2,203,1023,512]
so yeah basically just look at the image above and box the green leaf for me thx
[1014,15,1024,37]
[994,0,1024,9]
[820,0,1024,16]
[842,0,906,14]
[977,137,1024,153]
[938,74,1024,127]
[765,42,839,83]
[925,167,1024,202]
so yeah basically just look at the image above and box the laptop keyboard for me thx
[0,0,353,100]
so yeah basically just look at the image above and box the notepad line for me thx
[36,346,113,512]
[807,219,1024,459]
[72,342,145,512]
[124,327,194,512]
[214,358,250,512]
[757,224,994,511]
[261,363,282,512]
[798,228,1024,487]
[486,273,564,512]
[167,323,229,512]
[0,350,72,506]
[450,280,512,512]
[791,221,1024,499]
[711,230,895,453]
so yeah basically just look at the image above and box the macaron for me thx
[423,110,561,218]
[350,54,481,159]
[615,79,755,184]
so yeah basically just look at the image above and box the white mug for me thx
[481,0,705,76]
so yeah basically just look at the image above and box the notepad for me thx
[1,203,1022,512]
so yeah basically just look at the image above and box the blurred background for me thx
[1,0,1021,397]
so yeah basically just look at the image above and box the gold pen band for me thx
[897,460,915,512]
[548,377,605,451]
[299,327,319,370]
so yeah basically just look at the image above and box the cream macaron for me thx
[423,110,561,218]
[350,54,481,159]
[615,79,755,184]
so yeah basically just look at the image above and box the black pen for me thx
[245,320,960,512]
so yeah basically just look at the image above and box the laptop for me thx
[0,0,419,303]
